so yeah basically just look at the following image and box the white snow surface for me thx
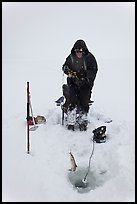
[2,2,135,202]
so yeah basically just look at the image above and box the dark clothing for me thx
[68,84,91,113]
[62,40,98,113]
[70,55,85,73]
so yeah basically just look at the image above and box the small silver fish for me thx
[69,152,77,171]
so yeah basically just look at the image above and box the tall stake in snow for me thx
[27,81,30,154]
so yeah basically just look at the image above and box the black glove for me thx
[68,70,77,78]
[62,65,70,74]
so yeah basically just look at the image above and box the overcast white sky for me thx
[2,2,135,62]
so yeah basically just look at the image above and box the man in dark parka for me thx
[62,39,98,130]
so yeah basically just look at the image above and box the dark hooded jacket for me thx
[62,40,98,88]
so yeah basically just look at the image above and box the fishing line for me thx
[74,137,95,189]
[83,137,95,182]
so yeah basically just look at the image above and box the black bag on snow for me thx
[92,126,107,143]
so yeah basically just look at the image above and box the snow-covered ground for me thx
[2,2,135,202]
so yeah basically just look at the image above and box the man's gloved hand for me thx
[63,66,77,78]
[68,70,77,78]
[63,65,70,74]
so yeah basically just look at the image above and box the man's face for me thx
[75,48,83,58]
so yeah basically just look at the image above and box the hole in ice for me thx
[67,167,107,194]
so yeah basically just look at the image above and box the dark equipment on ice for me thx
[92,126,107,143]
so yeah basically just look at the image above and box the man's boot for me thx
[78,111,88,131]
[67,108,76,131]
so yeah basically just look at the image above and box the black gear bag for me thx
[92,126,107,143]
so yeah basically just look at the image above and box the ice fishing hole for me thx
[68,167,107,193]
